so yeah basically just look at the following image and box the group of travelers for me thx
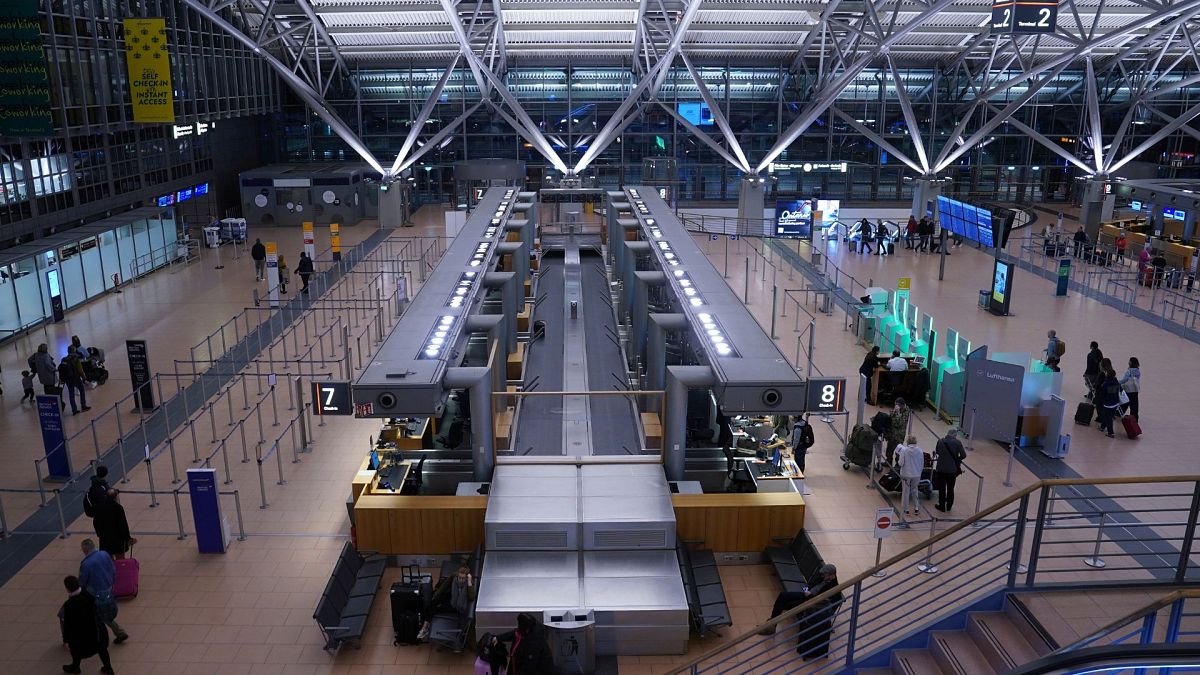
[24,336,108,415]
[1046,332,1142,438]
[250,239,315,294]
[852,216,954,256]
[60,465,134,674]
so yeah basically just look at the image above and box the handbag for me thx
[1118,389,1130,406]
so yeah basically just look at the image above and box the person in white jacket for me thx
[894,436,926,518]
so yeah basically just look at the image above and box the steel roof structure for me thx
[183,0,1200,181]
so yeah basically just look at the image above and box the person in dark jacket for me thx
[1073,226,1089,258]
[250,239,267,281]
[858,220,874,255]
[790,416,815,472]
[83,466,110,518]
[904,216,918,249]
[497,612,553,675]
[93,490,135,559]
[296,252,315,293]
[1095,362,1122,438]
[933,428,967,512]
[1084,341,1104,397]
[859,346,881,403]
[760,563,842,639]
[59,351,89,414]
[60,575,114,674]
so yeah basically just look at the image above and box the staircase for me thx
[858,596,1056,675]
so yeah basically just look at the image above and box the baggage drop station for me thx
[347,186,816,657]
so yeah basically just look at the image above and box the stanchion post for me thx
[743,258,750,304]
[270,384,280,427]
[274,441,286,486]
[54,489,67,538]
[188,416,200,463]
[239,422,250,463]
[167,434,180,484]
[172,489,186,540]
[916,516,939,573]
[232,490,247,540]
[1004,435,1017,488]
[221,440,232,484]
[872,539,886,577]
[770,286,778,339]
[145,459,160,507]
[1083,513,1108,568]
[256,453,268,509]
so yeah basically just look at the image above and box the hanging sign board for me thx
[991,0,1057,33]
[0,0,54,137]
[123,18,175,123]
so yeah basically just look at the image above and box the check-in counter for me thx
[377,417,433,450]
[352,455,487,554]
[641,412,662,449]
[747,458,804,494]
[871,363,928,406]
[672,492,805,553]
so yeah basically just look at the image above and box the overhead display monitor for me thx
[678,101,714,126]
[989,258,1015,316]
[1130,200,1141,211]
[157,193,175,207]
[1164,207,1186,221]
[194,183,209,196]
[774,199,813,238]
[177,187,193,202]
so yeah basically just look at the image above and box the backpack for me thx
[57,359,73,383]
[476,632,508,674]
[870,411,892,435]
[1054,339,1066,357]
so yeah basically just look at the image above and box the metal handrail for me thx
[667,474,1200,675]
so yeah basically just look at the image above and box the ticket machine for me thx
[933,328,969,417]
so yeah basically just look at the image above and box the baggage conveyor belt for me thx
[510,243,642,456]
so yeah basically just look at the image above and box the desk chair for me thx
[401,456,425,495]
[723,447,755,493]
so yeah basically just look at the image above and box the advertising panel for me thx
[774,199,813,238]
[124,18,175,123]
[0,0,53,137]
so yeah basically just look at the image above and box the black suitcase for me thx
[877,469,902,493]
[390,581,425,645]
[1074,401,1095,426]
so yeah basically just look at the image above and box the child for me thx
[21,370,35,403]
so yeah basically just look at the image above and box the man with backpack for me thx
[59,351,89,415]
[1044,330,1065,364]
[790,416,815,473]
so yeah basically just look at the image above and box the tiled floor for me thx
[0,203,1196,674]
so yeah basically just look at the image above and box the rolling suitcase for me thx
[390,581,424,645]
[1122,415,1142,439]
[113,547,140,599]
[1074,401,1095,426]
[877,469,902,493]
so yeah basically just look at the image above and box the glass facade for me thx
[278,65,1200,205]
[0,208,176,337]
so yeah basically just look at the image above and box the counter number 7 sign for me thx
[311,381,353,415]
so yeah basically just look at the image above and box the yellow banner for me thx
[330,223,341,257]
[124,18,174,123]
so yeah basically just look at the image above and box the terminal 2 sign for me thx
[991,0,1057,33]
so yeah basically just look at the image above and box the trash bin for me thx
[202,226,221,249]
[811,249,822,267]
[978,290,989,309]
[543,609,596,674]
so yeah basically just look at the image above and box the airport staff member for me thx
[886,350,908,372]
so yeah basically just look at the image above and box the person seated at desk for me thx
[885,349,909,372]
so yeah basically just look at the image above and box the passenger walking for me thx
[1043,330,1064,364]
[875,219,889,255]
[933,429,967,512]
[59,576,115,674]
[78,539,129,644]
[1115,232,1127,262]
[895,436,926,517]
[1095,363,1121,438]
[20,370,35,404]
[1073,226,1088,258]
[278,254,289,294]
[93,490,135,560]
[1119,357,1141,421]
[790,416,815,473]
[251,238,266,280]
[59,351,90,414]
[1137,246,1151,280]
[84,466,111,518]
[296,252,314,293]
[905,216,917,249]
[917,217,932,252]
[495,613,553,675]
[28,343,60,400]
[1084,341,1104,397]
[858,219,874,255]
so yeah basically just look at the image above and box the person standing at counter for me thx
[859,347,881,402]
[790,417,815,473]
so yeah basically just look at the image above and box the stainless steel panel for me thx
[476,576,582,612]
[483,551,580,578]
[486,496,579,522]
[583,577,689,612]
[583,550,681,578]
[581,496,674,522]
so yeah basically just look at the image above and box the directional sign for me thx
[991,0,1057,34]
[710,234,719,241]
[311,380,353,415]
[729,234,739,241]
[874,507,895,539]
[805,378,846,413]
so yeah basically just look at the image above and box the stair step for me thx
[891,649,947,675]
[856,669,895,675]
[929,629,998,675]
[1004,596,1058,655]
[968,611,1043,671]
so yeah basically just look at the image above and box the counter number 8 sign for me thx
[805,378,846,413]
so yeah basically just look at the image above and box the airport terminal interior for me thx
[6,0,1200,673]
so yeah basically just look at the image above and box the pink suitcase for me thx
[113,549,140,599]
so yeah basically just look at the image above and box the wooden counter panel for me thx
[672,493,805,552]
[354,496,488,555]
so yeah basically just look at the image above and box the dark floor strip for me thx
[0,229,393,587]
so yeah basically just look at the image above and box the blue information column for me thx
[1056,257,1071,297]
[187,468,229,553]
[37,394,71,480]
